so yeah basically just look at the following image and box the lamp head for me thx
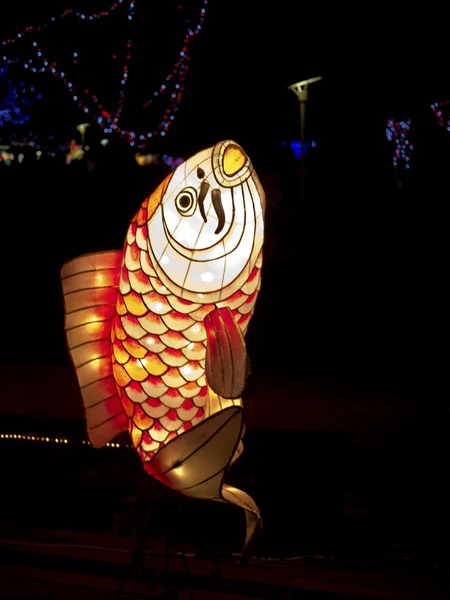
[288,76,323,99]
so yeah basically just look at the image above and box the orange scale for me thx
[141,375,168,398]
[142,430,153,445]
[238,312,251,330]
[189,304,216,321]
[120,390,135,418]
[179,381,201,398]
[125,380,147,403]
[125,242,140,271]
[192,390,207,407]
[192,406,205,422]
[141,397,169,419]
[116,293,127,316]
[122,337,148,359]
[142,291,171,314]
[123,291,148,317]
[161,367,186,388]
[160,347,188,368]
[159,388,184,408]
[129,269,152,294]
[140,250,157,277]
[176,397,198,421]
[150,277,170,295]
[142,431,161,450]
[182,422,192,432]
[114,314,127,341]
[162,310,194,332]
[126,223,136,245]
[218,289,246,310]
[241,269,260,295]
[159,330,189,350]
[238,290,258,315]
[196,374,207,387]
[119,264,130,295]
[179,360,203,382]
[148,420,169,442]
[132,404,155,430]
[113,338,130,365]
[248,265,259,283]
[183,322,206,342]
[136,226,148,250]
[140,334,166,353]
[121,313,147,339]
[113,362,131,388]
[182,341,205,361]
[138,312,168,335]
[130,422,143,447]
[167,432,178,442]
[167,295,200,314]
[124,357,150,382]
[140,353,169,377]
[160,408,183,432]
[136,205,147,227]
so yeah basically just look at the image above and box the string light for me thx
[431,101,450,131]
[0,1,209,147]
[0,1,127,48]
[0,66,42,126]
[386,118,413,170]
[0,432,131,448]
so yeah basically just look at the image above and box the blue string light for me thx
[0,66,42,127]
[386,118,413,170]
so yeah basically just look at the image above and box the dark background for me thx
[0,3,450,589]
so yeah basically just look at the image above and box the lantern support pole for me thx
[288,76,322,207]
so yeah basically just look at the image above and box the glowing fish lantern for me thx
[61,140,265,554]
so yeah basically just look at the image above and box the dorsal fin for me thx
[61,251,128,448]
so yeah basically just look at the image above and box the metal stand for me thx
[115,478,195,599]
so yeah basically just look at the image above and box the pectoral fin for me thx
[204,307,248,399]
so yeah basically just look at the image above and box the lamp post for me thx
[77,122,90,147]
[288,76,322,205]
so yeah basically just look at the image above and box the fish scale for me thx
[112,223,262,462]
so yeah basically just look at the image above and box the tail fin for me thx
[146,406,261,556]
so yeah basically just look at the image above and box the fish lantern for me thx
[61,140,265,554]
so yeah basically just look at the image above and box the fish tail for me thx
[221,483,262,561]
[146,405,261,557]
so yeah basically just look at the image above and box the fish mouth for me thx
[198,182,226,235]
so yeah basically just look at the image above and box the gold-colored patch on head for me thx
[223,144,247,177]
[146,171,174,222]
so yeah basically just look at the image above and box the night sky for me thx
[2,1,449,156]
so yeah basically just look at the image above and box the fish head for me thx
[146,140,265,302]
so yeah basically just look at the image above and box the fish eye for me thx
[175,187,197,217]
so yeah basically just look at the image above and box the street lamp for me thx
[288,76,322,204]
[77,122,90,147]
